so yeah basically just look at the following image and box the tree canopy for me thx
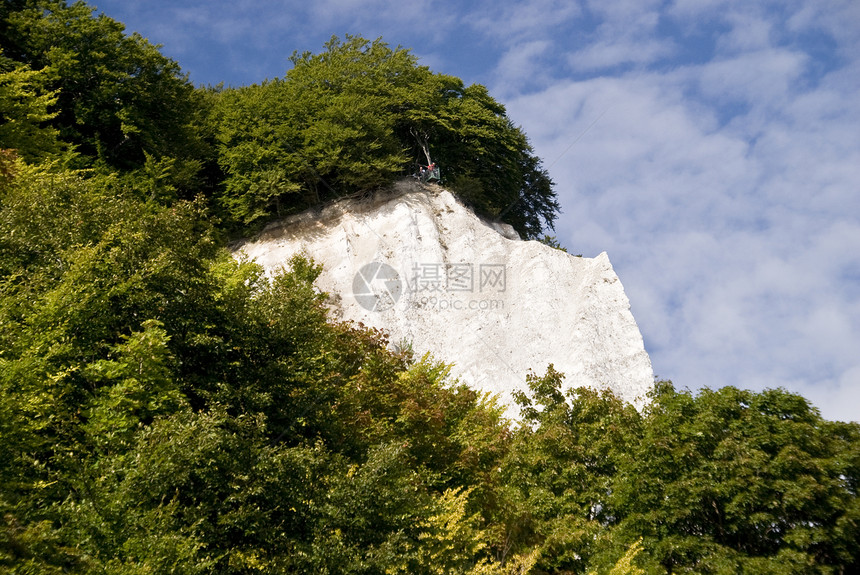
[212,35,559,237]
[1,0,206,170]
[0,50,61,162]
[503,370,860,574]
[1,1,558,237]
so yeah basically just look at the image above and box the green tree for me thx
[502,373,860,574]
[499,366,642,573]
[213,35,559,237]
[0,159,516,572]
[426,82,558,239]
[610,382,860,574]
[211,80,301,225]
[589,539,645,575]
[282,36,416,194]
[1,0,208,176]
[212,36,422,229]
[0,51,62,162]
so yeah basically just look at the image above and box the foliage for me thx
[500,371,860,574]
[0,159,516,573]
[502,367,644,573]
[2,144,858,575]
[590,539,645,575]
[213,35,559,237]
[537,235,568,253]
[0,50,62,162]
[0,0,210,182]
[2,2,558,235]
[612,382,860,574]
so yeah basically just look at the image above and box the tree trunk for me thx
[410,127,432,165]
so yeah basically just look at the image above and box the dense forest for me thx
[1,1,858,573]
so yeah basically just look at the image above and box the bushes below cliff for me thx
[1,164,858,573]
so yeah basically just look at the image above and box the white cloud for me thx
[787,0,860,57]
[490,40,553,96]
[569,37,675,71]
[504,2,860,421]
[803,365,860,423]
[568,0,674,71]
[697,49,808,109]
[466,0,582,42]
[718,12,775,52]
[306,0,450,38]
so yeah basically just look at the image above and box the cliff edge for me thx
[236,180,654,414]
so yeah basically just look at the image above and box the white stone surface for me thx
[236,180,654,415]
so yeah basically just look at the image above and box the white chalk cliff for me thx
[236,180,654,414]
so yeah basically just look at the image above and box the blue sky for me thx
[93,0,860,422]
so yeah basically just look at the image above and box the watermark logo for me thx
[479,264,506,292]
[353,261,506,312]
[409,263,506,293]
[352,262,403,311]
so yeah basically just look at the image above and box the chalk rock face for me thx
[236,180,653,414]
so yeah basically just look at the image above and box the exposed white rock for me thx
[236,179,653,415]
